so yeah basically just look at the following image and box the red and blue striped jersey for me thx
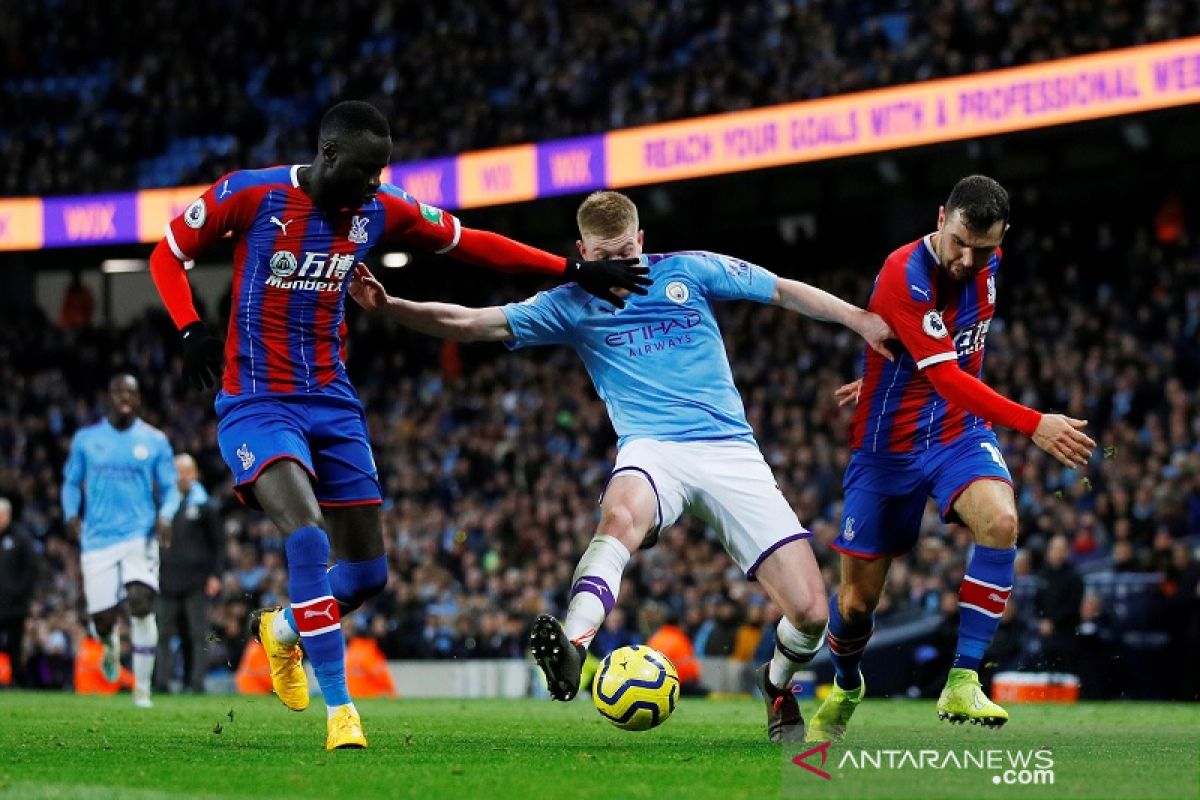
[165,165,461,397]
[850,235,1001,453]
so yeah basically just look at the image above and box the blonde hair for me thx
[576,191,639,239]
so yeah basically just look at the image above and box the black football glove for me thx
[180,321,224,390]
[564,257,652,308]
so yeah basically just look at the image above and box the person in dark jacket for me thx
[153,455,223,693]
[0,497,37,687]
[1033,534,1084,671]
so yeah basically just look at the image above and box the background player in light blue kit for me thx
[349,190,893,742]
[62,374,180,708]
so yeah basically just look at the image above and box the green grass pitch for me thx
[0,692,1195,799]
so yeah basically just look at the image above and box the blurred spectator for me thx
[1075,592,1121,699]
[154,453,224,694]
[1162,542,1200,700]
[0,497,37,686]
[592,607,640,658]
[1034,535,1085,671]
[57,273,95,330]
[643,602,706,697]
[913,589,960,697]
[694,598,742,657]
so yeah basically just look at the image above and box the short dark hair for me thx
[320,101,390,141]
[945,175,1009,233]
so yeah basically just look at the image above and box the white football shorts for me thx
[81,536,160,614]
[603,438,810,578]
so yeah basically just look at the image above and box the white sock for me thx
[563,535,631,647]
[131,614,158,696]
[768,617,826,691]
[272,608,300,646]
[326,702,357,720]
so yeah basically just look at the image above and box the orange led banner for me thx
[137,184,207,244]
[457,144,538,208]
[0,198,45,251]
[606,36,1200,186]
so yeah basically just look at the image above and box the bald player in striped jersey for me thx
[148,101,649,750]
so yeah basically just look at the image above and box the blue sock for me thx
[827,593,873,691]
[328,555,389,613]
[954,544,1016,671]
[286,525,350,707]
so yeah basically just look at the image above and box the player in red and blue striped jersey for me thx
[807,176,1097,741]
[147,101,649,750]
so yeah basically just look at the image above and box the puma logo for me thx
[269,216,295,235]
[988,593,1006,604]
[303,604,335,621]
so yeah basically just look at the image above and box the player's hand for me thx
[835,379,863,408]
[349,262,388,312]
[66,517,81,540]
[854,311,895,361]
[1032,414,1096,468]
[565,258,652,308]
[180,322,224,390]
[156,517,172,549]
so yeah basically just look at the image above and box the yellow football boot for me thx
[250,606,309,712]
[937,668,1009,728]
[326,706,367,750]
[805,673,864,743]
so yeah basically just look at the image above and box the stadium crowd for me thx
[0,192,1197,700]
[4,0,1200,196]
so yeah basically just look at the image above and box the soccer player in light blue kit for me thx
[62,374,180,707]
[350,191,893,741]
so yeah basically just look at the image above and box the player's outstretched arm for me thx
[924,363,1096,468]
[449,227,651,308]
[349,263,513,342]
[770,277,895,360]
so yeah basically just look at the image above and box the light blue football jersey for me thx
[502,251,778,447]
[62,418,180,552]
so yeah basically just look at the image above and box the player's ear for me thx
[576,239,587,259]
[321,140,338,167]
[636,230,644,250]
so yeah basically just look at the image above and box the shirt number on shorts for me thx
[979,442,1005,467]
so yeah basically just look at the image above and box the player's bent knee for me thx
[982,510,1019,548]
[126,583,155,617]
[838,589,877,625]
[597,505,642,548]
[92,611,117,637]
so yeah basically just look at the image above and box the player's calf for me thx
[328,555,388,614]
